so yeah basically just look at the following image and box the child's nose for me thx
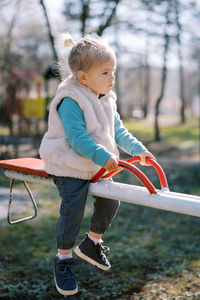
[111,73,115,80]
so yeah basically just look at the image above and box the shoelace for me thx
[96,243,110,258]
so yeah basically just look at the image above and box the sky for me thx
[44,0,181,69]
[45,0,64,20]
[2,0,197,69]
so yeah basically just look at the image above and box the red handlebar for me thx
[91,156,168,194]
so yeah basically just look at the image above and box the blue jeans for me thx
[52,176,120,250]
[53,176,119,250]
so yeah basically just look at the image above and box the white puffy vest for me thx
[39,76,119,179]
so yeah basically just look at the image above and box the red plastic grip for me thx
[91,156,168,193]
[91,167,107,183]
[91,160,157,194]
[118,160,157,194]
[102,157,168,189]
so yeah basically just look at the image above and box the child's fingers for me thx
[104,156,119,171]
[140,151,156,166]
[109,159,119,170]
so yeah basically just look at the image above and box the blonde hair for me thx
[55,33,116,76]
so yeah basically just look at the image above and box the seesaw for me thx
[0,156,200,225]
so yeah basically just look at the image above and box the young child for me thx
[39,33,155,296]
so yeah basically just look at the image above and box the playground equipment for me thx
[0,156,200,225]
[6,68,45,136]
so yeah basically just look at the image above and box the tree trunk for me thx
[114,26,122,116]
[154,35,168,141]
[198,58,200,163]
[154,1,172,141]
[143,50,150,119]
[143,12,151,119]
[39,0,61,81]
[81,0,90,35]
[174,0,186,124]
[3,0,21,136]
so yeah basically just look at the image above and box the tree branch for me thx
[39,0,60,69]
[97,0,120,36]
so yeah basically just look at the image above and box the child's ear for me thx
[77,70,87,84]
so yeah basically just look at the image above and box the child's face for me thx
[83,57,116,97]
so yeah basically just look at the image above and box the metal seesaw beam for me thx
[1,157,200,224]
[89,181,200,217]
[90,158,200,218]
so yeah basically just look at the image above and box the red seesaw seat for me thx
[0,157,49,178]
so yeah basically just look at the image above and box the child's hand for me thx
[140,150,156,166]
[104,156,119,171]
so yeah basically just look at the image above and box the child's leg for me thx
[74,197,120,270]
[88,197,120,243]
[52,176,90,296]
[90,196,120,234]
[52,176,90,250]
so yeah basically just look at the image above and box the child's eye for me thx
[102,72,108,75]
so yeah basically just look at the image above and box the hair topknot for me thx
[55,32,75,53]
[63,33,75,48]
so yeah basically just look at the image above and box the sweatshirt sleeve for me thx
[57,97,111,167]
[114,112,147,156]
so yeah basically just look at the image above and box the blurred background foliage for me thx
[0,0,200,149]
[0,1,200,299]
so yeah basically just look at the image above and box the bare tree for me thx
[143,34,151,118]
[124,0,165,119]
[0,0,21,98]
[0,0,22,129]
[63,0,121,113]
[113,24,122,115]
[63,0,121,36]
[174,0,186,124]
[39,0,61,80]
[97,0,120,36]
[81,0,90,35]
[154,0,172,141]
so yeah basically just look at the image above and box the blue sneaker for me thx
[54,256,78,296]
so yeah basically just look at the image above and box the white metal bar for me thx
[3,170,200,218]
[89,180,200,217]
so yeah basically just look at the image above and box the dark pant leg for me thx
[52,176,90,250]
[89,196,120,234]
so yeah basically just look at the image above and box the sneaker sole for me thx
[74,246,110,271]
[54,273,78,296]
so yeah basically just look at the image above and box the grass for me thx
[0,164,200,299]
[0,118,200,299]
[124,117,199,162]
[124,117,198,143]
